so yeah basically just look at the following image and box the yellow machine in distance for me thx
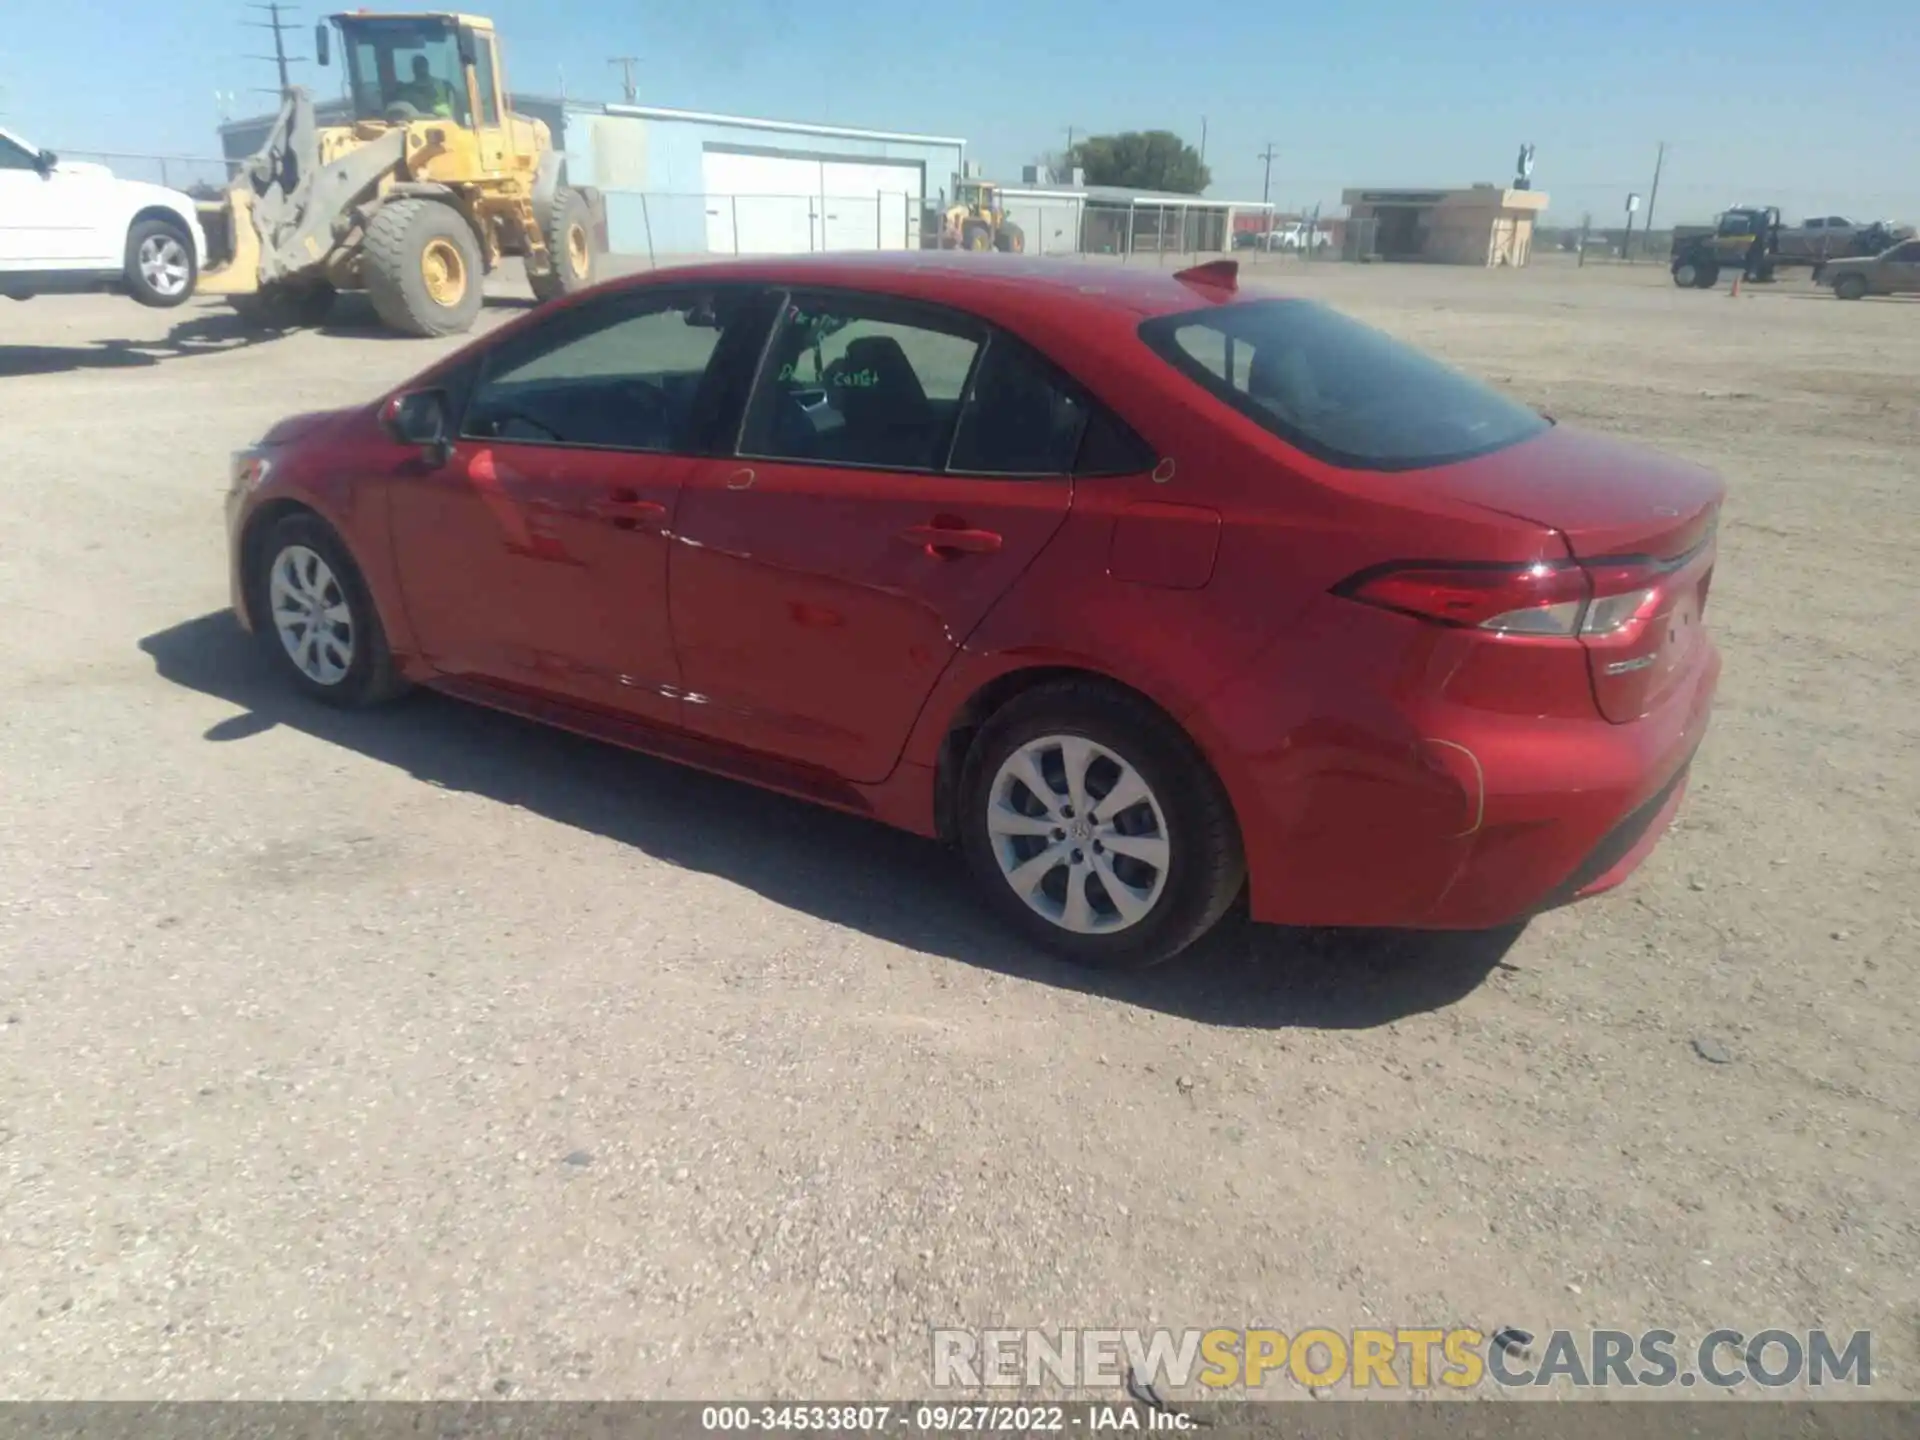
[198,10,605,336]
[941,179,1026,253]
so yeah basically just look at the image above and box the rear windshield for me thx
[1138,298,1549,472]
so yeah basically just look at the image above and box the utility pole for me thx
[1642,141,1669,258]
[1257,142,1279,205]
[608,56,639,104]
[245,2,306,92]
[1200,117,1208,164]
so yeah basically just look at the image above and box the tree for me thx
[1068,131,1211,195]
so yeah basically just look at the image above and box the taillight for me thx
[1336,560,1665,638]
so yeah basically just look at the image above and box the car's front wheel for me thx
[250,512,406,708]
[959,680,1245,970]
[125,218,196,307]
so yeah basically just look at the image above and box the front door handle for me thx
[899,522,1003,557]
[590,496,667,530]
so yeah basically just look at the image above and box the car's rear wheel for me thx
[1834,273,1868,301]
[958,680,1244,970]
[125,218,195,308]
[250,513,406,708]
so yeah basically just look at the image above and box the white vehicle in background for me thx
[0,126,206,308]
[1274,221,1332,252]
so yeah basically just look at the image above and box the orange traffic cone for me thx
[1730,275,1741,297]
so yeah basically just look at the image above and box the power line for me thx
[607,55,639,104]
[1257,142,1279,205]
[1641,141,1669,256]
[244,1,307,91]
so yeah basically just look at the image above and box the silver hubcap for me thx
[268,545,354,685]
[138,234,191,296]
[986,734,1171,935]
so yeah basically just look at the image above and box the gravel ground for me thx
[0,253,1914,1401]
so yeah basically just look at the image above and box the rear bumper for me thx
[1195,616,1719,931]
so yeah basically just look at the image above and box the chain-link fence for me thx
[610,191,935,265]
[56,151,236,197]
[602,191,1255,266]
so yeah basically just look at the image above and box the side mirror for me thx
[313,22,331,67]
[34,148,58,175]
[382,388,452,463]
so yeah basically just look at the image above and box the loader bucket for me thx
[196,185,265,296]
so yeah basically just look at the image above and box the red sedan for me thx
[225,254,1721,969]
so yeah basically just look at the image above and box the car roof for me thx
[601,251,1244,324]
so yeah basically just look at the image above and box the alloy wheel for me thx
[985,734,1171,934]
[268,544,355,686]
[138,234,191,297]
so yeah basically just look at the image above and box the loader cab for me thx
[325,14,505,133]
[957,180,1001,220]
[321,12,515,172]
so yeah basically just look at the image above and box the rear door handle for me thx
[899,523,1002,556]
[590,496,667,529]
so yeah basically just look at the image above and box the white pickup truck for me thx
[0,126,207,308]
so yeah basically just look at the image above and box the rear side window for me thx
[947,335,1088,477]
[1139,298,1549,472]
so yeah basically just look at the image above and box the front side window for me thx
[0,134,40,171]
[463,289,754,452]
[1140,298,1549,471]
[740,295,983,471]
[341,19,468,124]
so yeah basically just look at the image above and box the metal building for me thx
[570,104,965,260]
[994,177,1272,256]
[221,96,965,262]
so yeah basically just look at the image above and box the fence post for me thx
[639,193,656,268]
[877,190,883,250]
[731,194,739,255]
[159,157,170,188]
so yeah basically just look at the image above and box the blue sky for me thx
[4,0,1916,222]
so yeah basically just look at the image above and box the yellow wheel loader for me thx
[197,10,605,337]
[940,179,1025,254]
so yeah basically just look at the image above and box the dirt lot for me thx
[0,254,1915,1401]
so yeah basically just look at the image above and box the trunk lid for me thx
[1432,424,1724,723]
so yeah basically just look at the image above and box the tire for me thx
[994,223,1026,254]
[363,198,485,338]
[1834,274,1868,301]
[958,679,1245,970]
[528,187,596,303]
[1672,261,1698,289]
[124,218,196,308]
[961,220,992,252]
[1693,261,1719,289]
[250,512,407,708]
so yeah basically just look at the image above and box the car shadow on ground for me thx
[140,611,1523,1030]
[0,293,539,376]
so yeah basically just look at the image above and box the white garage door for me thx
[1003,199,1083,255]
[819,160,923,252]
[701,150,924,255]
[701,150,817,256]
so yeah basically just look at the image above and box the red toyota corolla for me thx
[225,253,1721,969]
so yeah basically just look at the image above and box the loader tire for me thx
[994,223,1026,254]
[364,199,485,338]
[528,187,596,304]
[962,220,992,252]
